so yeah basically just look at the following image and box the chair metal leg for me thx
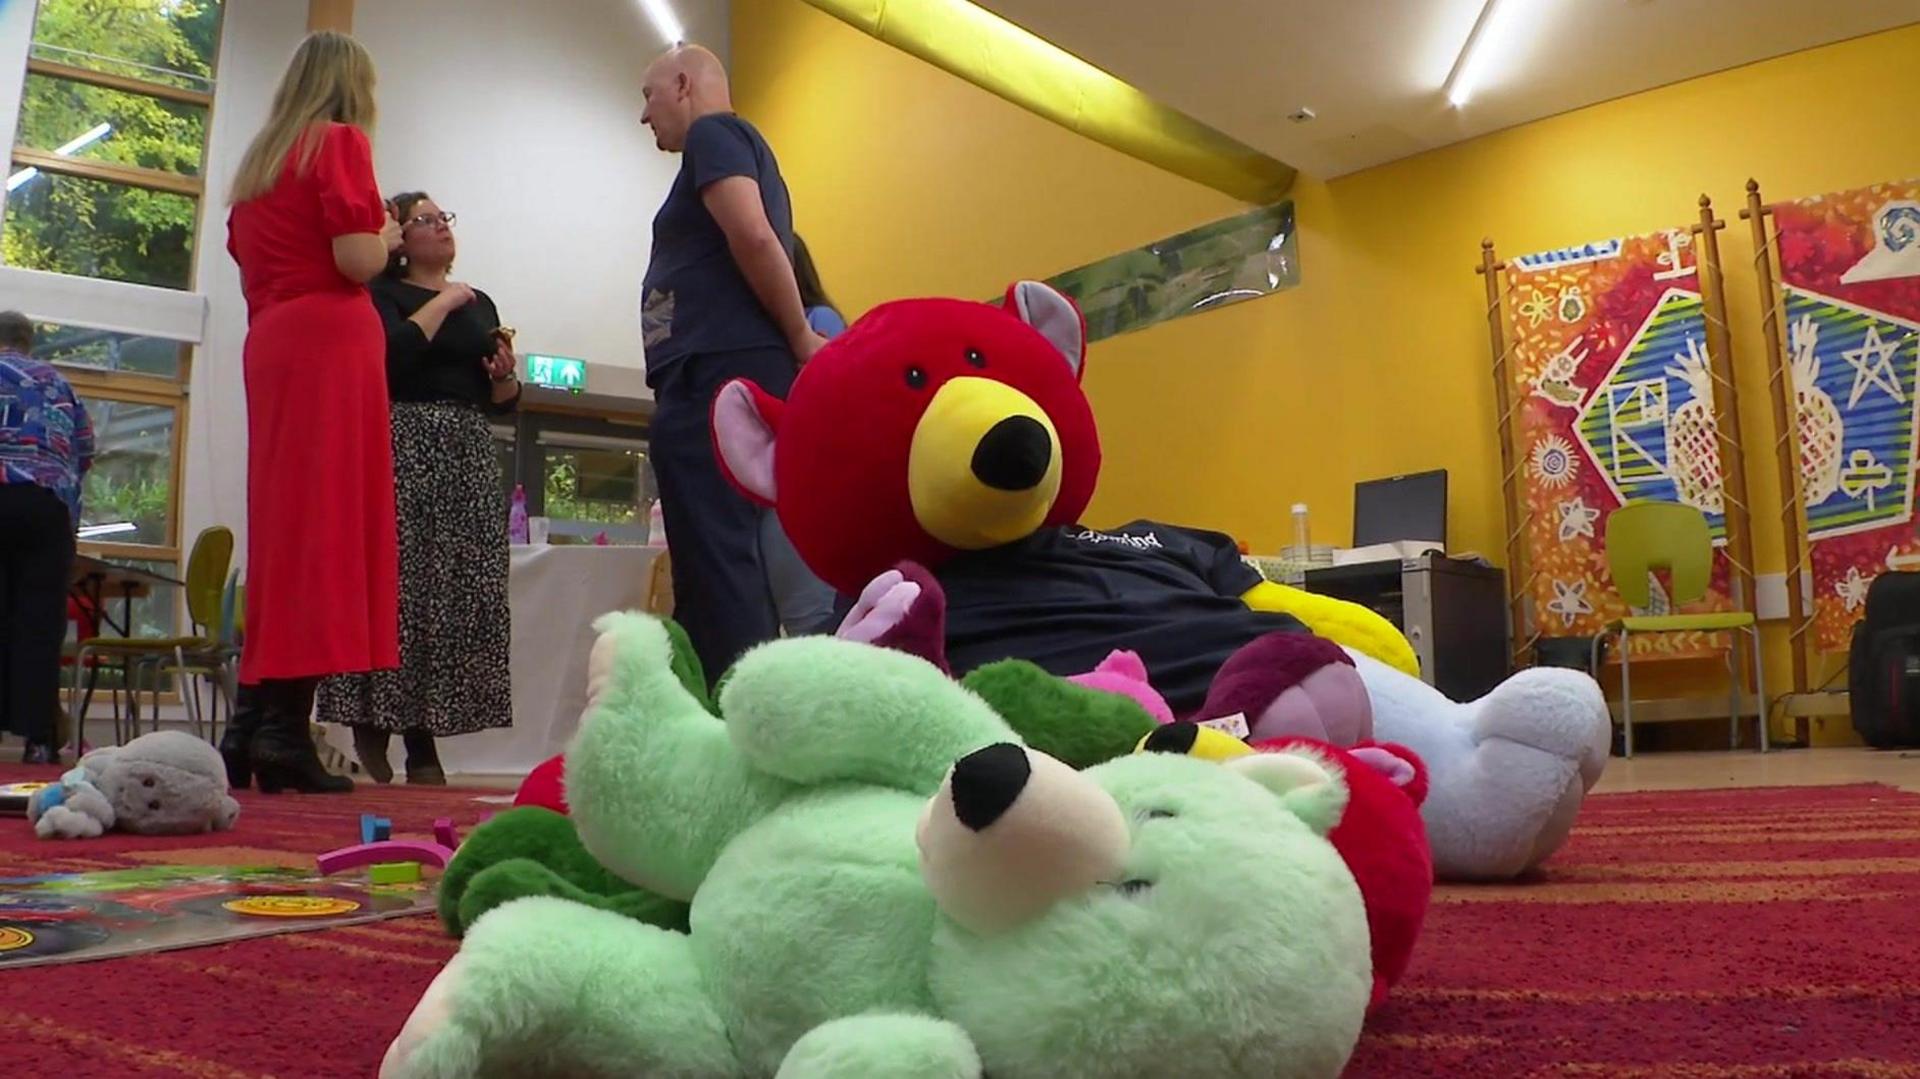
[175,647,203,740]
[70,645,91,748]
[71,648,96,753]
[1619,629,1635,758]
[1726,633,1741,751]
[1751,625,1769,753]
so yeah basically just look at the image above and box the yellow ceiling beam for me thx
[800,0,1295,204]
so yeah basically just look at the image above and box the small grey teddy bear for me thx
[28,730,241,840]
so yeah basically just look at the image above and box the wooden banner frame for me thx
[1481,197,1760,676]
[1738,179,1890,729]
[1737,181,1816,703]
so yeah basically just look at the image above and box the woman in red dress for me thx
[222,31,402,793]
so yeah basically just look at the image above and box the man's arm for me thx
[701,176,825,363]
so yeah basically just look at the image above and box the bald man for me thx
[638,44,833,683]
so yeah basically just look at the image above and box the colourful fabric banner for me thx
[1507,228,1737,658]
[1773,180,1920,652]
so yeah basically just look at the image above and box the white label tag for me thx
[1198,712,1250,740]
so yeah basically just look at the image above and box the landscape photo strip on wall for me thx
[999,201,1299,344]
[1506,228,1738,660]
[1771,180,1920,653]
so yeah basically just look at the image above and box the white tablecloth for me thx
[323,544,662,779]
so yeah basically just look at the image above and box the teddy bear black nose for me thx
[970,415,1052,492]
[949,743,1030,832]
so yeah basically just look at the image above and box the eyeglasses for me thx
[404,211,456,230]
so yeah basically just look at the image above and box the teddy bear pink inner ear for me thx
[711,380,781,506]
[1007,281,1086,378]
[1347,745,1418,789]
[1097,650,1150,683]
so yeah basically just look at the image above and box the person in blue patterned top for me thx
[0,311,94,764]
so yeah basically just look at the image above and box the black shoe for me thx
[403,731,444,785]
[354,726,394,784]
[250,679,353,795]
[220,684,264,789]
[20,741,60,766]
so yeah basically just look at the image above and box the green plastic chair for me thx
[1592,501,1767,757]
[72,526,234,746]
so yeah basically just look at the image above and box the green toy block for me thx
[370,861,422,885]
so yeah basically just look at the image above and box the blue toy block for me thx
[360,814,391,845]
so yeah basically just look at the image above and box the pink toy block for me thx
[434,818,458,850]
[317,840,455,876]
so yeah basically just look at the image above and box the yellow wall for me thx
[734,2,1920,736]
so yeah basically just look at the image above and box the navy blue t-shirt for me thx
[936,521,1307,714]
[641,113,794,383]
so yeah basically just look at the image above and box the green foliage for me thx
[83,472,171,542]
[544,457,638,525]
[3,0,222,289]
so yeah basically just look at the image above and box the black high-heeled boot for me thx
[220,683,263,789]
[250,679,353,795]
[403,730,445,785]
[353,726,394,784]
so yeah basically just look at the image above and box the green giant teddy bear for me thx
[383,614,1368,1078]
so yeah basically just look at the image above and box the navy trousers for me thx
[648,347,801,687]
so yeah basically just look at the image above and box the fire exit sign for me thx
[526,354,587,392]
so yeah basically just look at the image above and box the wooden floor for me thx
[1594,746,1920,792]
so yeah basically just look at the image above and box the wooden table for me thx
[69,554,184,638]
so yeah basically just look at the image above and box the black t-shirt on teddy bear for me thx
[937,520,1307,715]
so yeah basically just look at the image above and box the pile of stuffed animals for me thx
[382,282,1610,1079]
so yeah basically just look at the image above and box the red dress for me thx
[226,123,399,683]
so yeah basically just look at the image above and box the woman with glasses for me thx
[318,191,520,784]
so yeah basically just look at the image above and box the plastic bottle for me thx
[508,484,530,544]
[1291,503,1311,558]
[647,500,668,547]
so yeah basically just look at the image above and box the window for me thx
[32,322,186,380]
[5,0,221,291]
[4,0,227,667]
[542,445,655,527]
[4,170,198,288]
[74,394,176,546]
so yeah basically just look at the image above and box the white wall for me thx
[12,0,725,583]
[180,0,310,575]
[182,0,727,572]
[353,0,728,375]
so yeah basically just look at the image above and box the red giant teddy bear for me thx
[712,281,1612,883]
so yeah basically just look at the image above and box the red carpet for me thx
[2,771,1917,1078]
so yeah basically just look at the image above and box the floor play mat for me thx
[0,864,436,968]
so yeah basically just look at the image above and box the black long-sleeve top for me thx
[371,275,521,414]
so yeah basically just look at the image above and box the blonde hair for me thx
[229,31,377,204]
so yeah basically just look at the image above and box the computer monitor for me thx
[1353,470,1448,548]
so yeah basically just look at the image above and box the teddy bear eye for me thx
[905,366,928,390]
[1145,809,1176,820]
[964,348,986,369]
[147,800,161,812]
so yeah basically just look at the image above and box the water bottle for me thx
[508,484,530,544]
[647,500,668,547]
[1291,503,1311,558]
